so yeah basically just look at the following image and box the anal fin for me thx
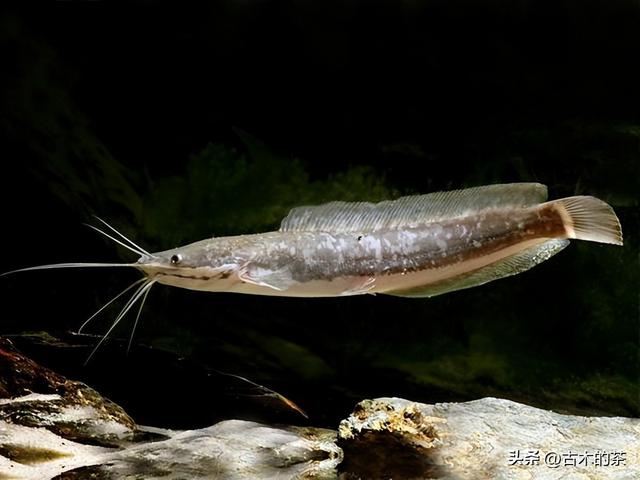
[385,239,569,298]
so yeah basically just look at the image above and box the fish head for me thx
[136,241,238,291]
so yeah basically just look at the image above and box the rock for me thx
[0,337,137,447]
[103,421,341,480]
[1,337,638,479]
[0,338,342,479]
[338,397,640,479]
[0,413,112,480]
[1,414,341,480]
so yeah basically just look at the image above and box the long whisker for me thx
[93,216,152,256]
[1,262,140,277]
[127,283,153,354]
[84,280,149,363]
[215,370,309,419]
[77,277,147,334]
[83,224,147,257]
[85,280,156,365]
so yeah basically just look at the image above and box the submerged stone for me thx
[0,337,637,479]
[338,397,640,479]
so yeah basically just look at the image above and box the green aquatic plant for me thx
[140,134,394,250]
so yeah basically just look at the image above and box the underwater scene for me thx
[0,2,638,479]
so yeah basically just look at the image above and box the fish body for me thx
[139,183,622,298]
[2,182,622,360]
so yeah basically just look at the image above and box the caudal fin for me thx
[552,196,623,245]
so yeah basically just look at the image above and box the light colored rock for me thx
[0,338,342,479]
[0,392,137,480]
[0,337,137,448]
[0,420,111,480]
[2,339,637,479]
[338,397,640,479]
[0,390,137,448]
[4,394,638,480]
[0,393,341,480]
[107,421,342,480]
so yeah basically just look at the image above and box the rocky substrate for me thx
[0,337,637,479]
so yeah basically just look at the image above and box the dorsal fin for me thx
[279,183,548,233]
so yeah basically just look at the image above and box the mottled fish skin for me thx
[139,202,568,296]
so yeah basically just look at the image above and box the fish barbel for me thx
[137,183,622,298]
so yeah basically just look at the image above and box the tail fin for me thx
[551,196,623,245]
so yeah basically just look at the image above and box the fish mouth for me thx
[155,271,217,282]
[137,262,236,283]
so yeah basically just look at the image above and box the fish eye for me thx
[170,254,182,265]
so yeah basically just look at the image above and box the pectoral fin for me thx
[238,265,295,291]
[340,276,376,296]
[385,239,569,298]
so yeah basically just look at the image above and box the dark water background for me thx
[0,1,638,429]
